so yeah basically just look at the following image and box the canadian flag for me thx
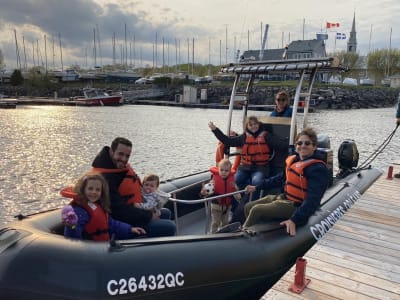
[326,22,340,28]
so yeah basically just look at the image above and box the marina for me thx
[0,57,394,300]
[1,2,400,299]
[262,164,400,299]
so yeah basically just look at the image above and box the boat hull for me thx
[0,168,381,299]
[72,95,123,106]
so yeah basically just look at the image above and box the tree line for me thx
[2,48,400,87]
[329,49,400,83]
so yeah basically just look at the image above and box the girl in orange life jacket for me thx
[208,116,287,200]
[62,172,146,241]
[200,159,241,233]
[243,128,329,236]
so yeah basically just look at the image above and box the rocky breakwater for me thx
[188,85,399,110]
[1,84,398,110]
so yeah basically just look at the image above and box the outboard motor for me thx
[337,139,359,177]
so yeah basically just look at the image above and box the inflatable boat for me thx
[0,57,382,300]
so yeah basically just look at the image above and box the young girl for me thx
[208,116,287,201]
[61,172,146,241]
[135,173,171,219]
[201,159,241,233]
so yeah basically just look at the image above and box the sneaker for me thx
[216,222,242,233]
[394,172,400,178]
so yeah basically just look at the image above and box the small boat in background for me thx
[0,98,18,109]
[69,88,123,106]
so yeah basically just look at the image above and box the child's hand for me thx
[234,193,241,201]
[152,210,161,219]
[132,227,146,235]
[200,183,208,196]
[208,121,217,130]
[134,203,143,208]
[245,185,256,194]
[61,205,78,229]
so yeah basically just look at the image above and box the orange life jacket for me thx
[209,166,237,206]
[91,165,142,205]
[60,188,110,241]
[240,130,271,166]
[76,201,110,241]
[284,155,326,204]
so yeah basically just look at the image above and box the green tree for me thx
[10,69,24,86]
[367,49,400,82]
[328,50,360,79]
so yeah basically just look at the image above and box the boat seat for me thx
[316,134,334,186]
[50,223,65,235]
[258,116,294,177]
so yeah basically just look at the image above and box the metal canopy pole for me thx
[226,73,240,136]
[302,68,318,129]
[290,70,305,145]
[241,74,255,130]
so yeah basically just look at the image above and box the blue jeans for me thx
[235,166,268,200]
[145,208,176,237]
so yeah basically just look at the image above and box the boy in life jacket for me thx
[61,172,146,241]
[201,159,241,233]
[134,173,171,218]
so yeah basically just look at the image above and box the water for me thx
[1,105,399,225]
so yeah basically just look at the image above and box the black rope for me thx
[357,124,399,170]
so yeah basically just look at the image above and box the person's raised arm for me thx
[208,121,245,147]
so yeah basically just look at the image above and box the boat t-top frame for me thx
[220,57,348,146]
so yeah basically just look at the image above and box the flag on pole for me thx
[326,22,340,28]
[336,32,346,39]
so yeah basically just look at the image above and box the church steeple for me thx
[347,13,357,52]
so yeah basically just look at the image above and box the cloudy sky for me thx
[0,0,398,70]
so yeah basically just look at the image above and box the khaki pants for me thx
[210,203,231,233]
[243,194,297,228]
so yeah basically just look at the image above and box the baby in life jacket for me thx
[201,159,241,233]
[135,173,170,217]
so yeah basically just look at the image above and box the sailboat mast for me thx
[386,27,392,77]
[44,35,48,74]
[22,35,27,70]
[32,41,35,67]
[96,24,102,68]
[59,33,64,71]
[367,24,373,78]
[14,29,21,69]
[52,36,55,70]
[93,28,97,68]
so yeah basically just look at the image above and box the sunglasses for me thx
[296,141,313,146]
[276,98,287,102]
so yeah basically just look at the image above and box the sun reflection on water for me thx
[1,105,399,225]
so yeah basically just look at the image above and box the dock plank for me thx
[262,166,400,299]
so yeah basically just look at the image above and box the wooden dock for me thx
[262,165,400,300]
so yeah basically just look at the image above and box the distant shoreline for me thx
[1,84,399,110]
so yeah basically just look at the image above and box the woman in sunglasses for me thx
[242,127,329,236]
[270,90,293,117]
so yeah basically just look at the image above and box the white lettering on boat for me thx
[106,272,184,296]
[310,191,361,241]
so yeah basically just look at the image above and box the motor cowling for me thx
[338,139,359,170]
